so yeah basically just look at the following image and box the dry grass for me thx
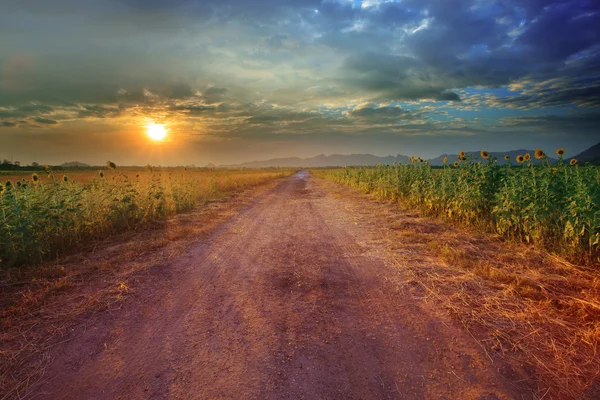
[406,240,600,398]
[1,167,293,266]
[317,177,600,399]
[0,177,285,399]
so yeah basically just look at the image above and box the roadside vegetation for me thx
[0,164,292,267]
[315,176,600,398]
[315,149,600,266]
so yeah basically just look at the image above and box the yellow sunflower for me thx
[534,149,545,159]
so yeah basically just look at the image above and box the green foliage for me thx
[315,156,600,264]
[0,167,290,267]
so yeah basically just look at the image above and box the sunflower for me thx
[556,148,565,157]
[0,184,4,194]
[443,157,448,164]
[411,156,415,163]
[99,170,105,178]
[147,164,154,172]
[5,180,12,189]
[32,173,40,184]
[459,151,465,158]
[425,161,429,165]
[524,153,531,161]
[480,150,490,159]
[534,149,545,159]
[62,175,69,182]
[107,161,117,170]
[516,155,524,163]
[504,155,510,161]
[453,161,459,167]
[570,158,578,166]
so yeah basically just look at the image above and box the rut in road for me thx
[32,171,528,399]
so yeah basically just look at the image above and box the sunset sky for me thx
[1,0,599,166]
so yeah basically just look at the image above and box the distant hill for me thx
[218,150,558,168]
[219,153,411,168]
[60,161,90,167]
[572,142,600,165]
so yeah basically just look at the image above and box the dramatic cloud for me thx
[0,0,599,164]
[33,117,59,125]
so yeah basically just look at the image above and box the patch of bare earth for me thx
[315,177,600,399]
[0,178,285,399]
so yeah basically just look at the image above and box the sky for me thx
[0,0,599,166]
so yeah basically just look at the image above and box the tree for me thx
[31,162,40,167]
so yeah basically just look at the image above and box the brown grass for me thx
[317,177,600,399]
[0,177,284,399]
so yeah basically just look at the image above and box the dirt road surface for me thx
[30,171,532,399]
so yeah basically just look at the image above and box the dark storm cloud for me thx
[245,110,320,125]
[0,104,54,119]
[485,76,600,109]
[1,0,600,165]
[19,104,54,114]
[347,104,424,122]
[339,52,461,102]
[199,87,228,104]
[516,1,599,62]
[3,0,598,108]
[0,109,26,119]
[170,104,218,115]
[76,104,123,119]
[499,113,600,129]
[33,117,59,125]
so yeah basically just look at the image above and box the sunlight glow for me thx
[147,123,167,141]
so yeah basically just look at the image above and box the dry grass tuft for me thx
[316,176,600,399]
[403,228,600,399]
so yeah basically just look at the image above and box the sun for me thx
[147,123,167,141]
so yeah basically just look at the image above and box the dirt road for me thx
[31,171,530,399]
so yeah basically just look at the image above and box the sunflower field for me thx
[0,164,291,267]
[316,150,600,264]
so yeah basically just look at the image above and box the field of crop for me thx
[0,164,292,267]
[315,150,600,265]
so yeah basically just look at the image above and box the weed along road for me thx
[32,171,529,399]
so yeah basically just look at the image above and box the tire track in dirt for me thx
[30,171,532,399]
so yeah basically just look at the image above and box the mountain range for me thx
[214,146,600,168]
[572,142,600,165]
[60,161,90,167]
